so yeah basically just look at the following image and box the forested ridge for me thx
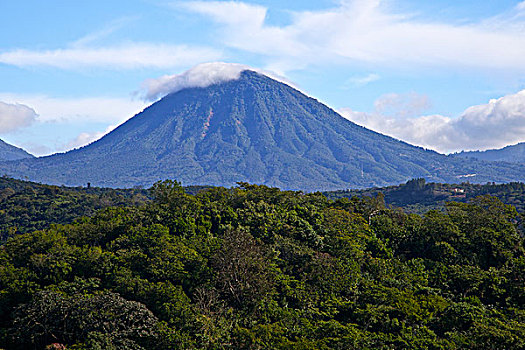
[0,180,524,349]
[327,178,525,214]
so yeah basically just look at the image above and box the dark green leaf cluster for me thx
[1,180,524,349]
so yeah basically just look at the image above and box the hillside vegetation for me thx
[0,177,148,239]
[1,180,524,349]
[327,178,525,214]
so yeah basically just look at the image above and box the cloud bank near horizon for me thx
[339,90,525,154]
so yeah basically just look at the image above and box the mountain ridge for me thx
[0,139,34,162]
[454,142,525,163]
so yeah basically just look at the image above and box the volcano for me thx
[1,70,524,190]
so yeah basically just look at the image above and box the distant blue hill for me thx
[0,139,33,162]
[454,143,525,163]
[0,71,525,190]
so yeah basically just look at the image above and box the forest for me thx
[0,179,524,349]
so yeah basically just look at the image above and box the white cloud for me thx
[141,62,295,101]
[0,101,38,134]
[346,73,380,88]
[142,62,250,100]
[454,90,525,150]
[182,0,525,72]
[373,92,431,118]
[0,93,147,124]
[179,1,314,71]
[62,124,117,151]
[339,89,525,153]
[0,43,222,70]
[179,1,267,26]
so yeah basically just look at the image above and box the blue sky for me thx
[2,0,525,155]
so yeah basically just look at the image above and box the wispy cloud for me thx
[70,16,139,48]
[339,89,525,153]
[0,101,38,134]
[0,43,222,70]
[345,73,380,88]
[0,14,223,70]
[181,0,525,72]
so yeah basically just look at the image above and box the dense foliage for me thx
[1,180,524,349]
[0,177,148,239]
